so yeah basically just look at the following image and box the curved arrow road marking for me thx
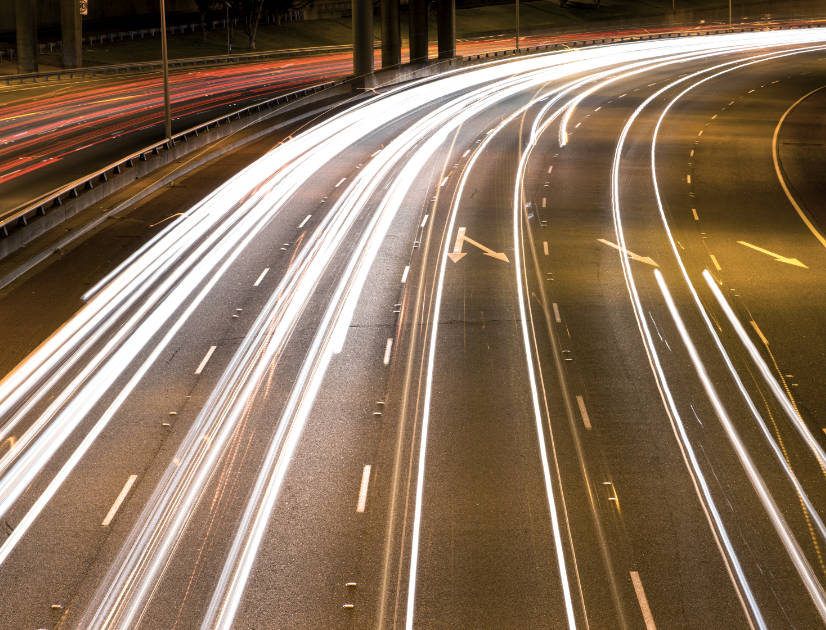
[448,226,509,262]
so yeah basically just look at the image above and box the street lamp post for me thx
[225,1,232,54]
[160,0,172,141]
[515,0,519,50]
[729,0,732,25]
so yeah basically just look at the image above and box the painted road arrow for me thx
[448,227,509,263]
[597,238,659,267]
[737,241,808,268]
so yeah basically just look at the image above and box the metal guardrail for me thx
[0,79,341,237]
[1,44,354,86]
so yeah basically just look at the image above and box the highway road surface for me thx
[0,27,825,629]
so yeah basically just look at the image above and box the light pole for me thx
[225,1,232,54]
[515,0,519,50]
[729,0,732,25]
[160,0,172,141]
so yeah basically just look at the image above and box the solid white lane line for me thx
[401,265,410,284]
[194,345,217,375]
[383,339,393,365]
[298,214,312,229]
[102,475,138,527]
[420,214,429,228]
[575,395,592,430]
[630,571,657,630]
[543,241,549,256]
[552,302,561,323]
[356,465,371,513]
[335,177,346,188]
[253,267,269,287]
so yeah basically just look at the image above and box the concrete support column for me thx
[380,0,401,68]
[14,0,38,74]
[409,0,428,64]
[437,0,455,59]
[352,0,374,77]
[61,0,83,68]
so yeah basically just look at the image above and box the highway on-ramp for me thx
[0,28,825,629]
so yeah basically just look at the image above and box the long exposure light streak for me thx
[1,27,826,629]
[612,36,826,628]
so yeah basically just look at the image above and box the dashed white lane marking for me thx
[575,395,592,430]
[401,265,410,284]
[728,100,735,106]
[710,254,722,271]
[298,214,312,229]
[357,465,372,512]
[335,177,346,188]
[420,214,429,228]
[689,149,694,158]
[102,474,138,527]
[547,164,553,174]
[630,571,657,630]
[594,106,602,112]
[543,241,549,256]
[253,267,270,287]
[697,129,703,137]
[542,197,547,208]
[552,302,561,323]
[371,149,381,157]
[692,208,699,221]
[383,338,393,365]
[440,177,449,187]
[195,345,217,375]
[575,122,582,128]
[686,174,692,185]
[711,113,718,120]
[462,149,470,158]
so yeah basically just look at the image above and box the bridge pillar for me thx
[409,0,428,64]
[380,0,401,68]
[15,0,38,74]
[437,0,455,59]
[61,0,83,68]
[353,0,374,77]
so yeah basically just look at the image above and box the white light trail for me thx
[0,27,824,630]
